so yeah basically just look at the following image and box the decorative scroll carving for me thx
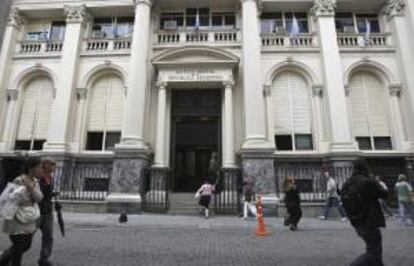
[311,0,337,17]
[7,8,25,28]
[64,5,90,24]
[383,0,405,20]
[156,81,168,89]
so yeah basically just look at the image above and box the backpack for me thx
[340,177,368,221]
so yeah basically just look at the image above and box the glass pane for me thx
[50,21,66,41]
[295,134,313,150]
[14,140,31,150]
[105,132,121,150]
[261,20,274,33]
[32,140,46,150]
[212,15,222,26]
[186,17,196,27]
[224,14,235,26]
[86,132,104,151]
[199,16,210,26]
[374,137,392,150]
[356,137,372,150]
[186,8,197,15]
[261,13,282,19]
[275,135,293,151]
[370,20,380,33]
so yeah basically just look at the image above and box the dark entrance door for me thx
[171,90,221,192]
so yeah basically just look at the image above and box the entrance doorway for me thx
[171,90,221,192]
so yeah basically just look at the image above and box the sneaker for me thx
[341,217,347,222]
[289,225,297,231]
[319,215,326,220]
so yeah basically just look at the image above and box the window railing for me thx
[337,33,390,48]
[155,29,240,45]
[17,40,63,54]
[261,33,317,48]
[85,38,132,52]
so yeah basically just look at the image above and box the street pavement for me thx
[1,213,413,266]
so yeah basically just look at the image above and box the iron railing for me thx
[213,168,242,214]
[53,164,112,201]
[141,168,170,213]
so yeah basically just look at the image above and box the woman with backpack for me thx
[395,174,414,226]
[0,157,44,266]
[284,176,302,231]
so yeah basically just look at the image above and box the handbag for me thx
[195,191,201,199]
[15,203,40,224]
[0,182,26,220]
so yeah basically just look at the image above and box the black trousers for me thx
[350,226,384,266]
[0,233,33,266]
[39,213,54,264]
[286,206,302,226]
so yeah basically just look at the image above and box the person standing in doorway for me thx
[38,157,58,266]
[196,180,215,219]
[284,176,302,231]
[375,175,394,218]
[395,174,414,226]
[319,170,347,221]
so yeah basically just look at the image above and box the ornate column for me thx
[118,0,153,150]
[0,8,24,148]
[44,5,90,152]
[263,85,274,143]
[222,80,236,168]
[312,85,325,151]
[389,85,407,150]
[153,81,167,167]
[72,88,87,152]
[240,0,268,148]
[311,0,356,152]
[384,0,414,150]
[0,90,19,152]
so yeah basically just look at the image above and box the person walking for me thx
[0,157,44,266]
[38,157,58,266]
[196,180,215,219]
[319,170,347,221]
[341,159,388,266]
[394,174,414,226]
[284,176,302,231]
[241,179,257,220]
[375,175,394,218]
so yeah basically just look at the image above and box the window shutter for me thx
[87,77,107,131]
[349,73,370,136]
[272,73,292,134]
[366,73,390,136]
[105,76,124,131]
[34,79,53,139]
[290,73,311,134]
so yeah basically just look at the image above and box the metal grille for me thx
[213,168,242,214]
[141,168,170,213]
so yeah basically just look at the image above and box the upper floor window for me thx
[25,21,66,41]
[159,8,235,30]
[335,13,380,34]
[261,12,309,34]
[92,17,134,39]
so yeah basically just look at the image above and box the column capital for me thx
[389,84,403,97]
[76,87,88,99]
[263,85,271,97]
[312,85,324,97]
[344,85,350,97]
[134,0,153,8]
[64,5,91,24]
[6,90,18,101]
[310,0,337,17]
[7,7,25,28]
[223,80,235,88]
[156,81,167,89]
[383,0,406,20]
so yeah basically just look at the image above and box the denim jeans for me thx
[323,196,346,218]
[399,201,414,225]
[39,213,54,264]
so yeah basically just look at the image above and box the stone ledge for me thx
[106,193,142,203]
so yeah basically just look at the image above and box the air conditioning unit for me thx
[343,26,356,33]
[275,26,287,35]
[92,30,105,38]
[164,20,178,30]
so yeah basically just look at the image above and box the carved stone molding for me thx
[310,0,337,17]
[383,0,405,20]
[64,5,90,24]
[6,90,18,101]
[7,8,25,28]
[263,85,271,97]
[134,0,153,7]
[76,87,87,100]
[389,84,403,97]
[223,80,235,88]
[156,81,168,89]
[312,85,324,97]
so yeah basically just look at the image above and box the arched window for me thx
[85,74,124,151]
[349,71,392,150]
[15,75,54,150]
[272,71,313,150]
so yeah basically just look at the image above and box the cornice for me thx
[310,0,337,17]
[7,7,25,28]
[64,5,91,24]
[383,0,405,20]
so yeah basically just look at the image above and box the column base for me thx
[241,137,275,149]
[329,142,358,153]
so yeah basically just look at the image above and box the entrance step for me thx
[168,193,201,215]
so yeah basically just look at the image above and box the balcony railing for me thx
[85,38,132,52]
[155,30,240,45]
[17,40,63,54]
[261,34,317,48]
[337,33,390,48]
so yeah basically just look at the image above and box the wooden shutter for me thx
[34,78,53,139]
[272,73,292,134]
[105,75,124,131]
[87,77,107,131]
[290,73,311,134]
[366,73,390,136]
[349,73,370,136]
[17,79,39,140]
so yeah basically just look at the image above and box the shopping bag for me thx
[0,182,26,220]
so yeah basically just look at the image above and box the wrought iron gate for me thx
[213,168,242,214]
[141,168,170,213]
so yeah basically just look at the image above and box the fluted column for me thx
[118,0,152,150]
[263,85,274,143]
[222,80,236,168]
[240,0,268,148]
[384,0,414,150]
[44,5,89,152]
[311,0,356,152]
[72,88,87,152]
[0,90,19,151]
[153,82,167,167]
[0,8,24,149]
[389,85,407,150]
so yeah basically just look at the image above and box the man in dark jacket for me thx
[348,159,388,266]
[38,158,57,266]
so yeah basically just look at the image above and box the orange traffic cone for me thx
[255,196,268,236]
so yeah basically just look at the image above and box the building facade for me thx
[1,0,414,212]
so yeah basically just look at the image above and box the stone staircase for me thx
[168,193,201,215]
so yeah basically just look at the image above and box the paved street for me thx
[1,213,413,266]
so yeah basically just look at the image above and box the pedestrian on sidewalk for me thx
[196,180,215,219]
[37,157,58,266]
[0,157,44,266]
[342,159,388,266]
[241,178,257,220]
[394,174,414,226]
[284,176,302,231]
[375,175,394,218]
[319,170,347,221]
